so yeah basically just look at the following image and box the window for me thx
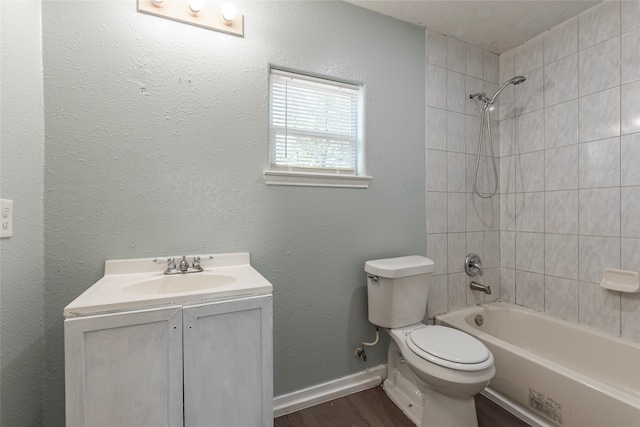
[263,68,371,188]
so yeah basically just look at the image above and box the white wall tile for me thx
[578,235,621,283]
[448,272,468,310]
[516,35,544,75]
[545,145,579,191]
[427,107,447,150]
[466,44,484,79]
[500,193,517,231]
[516,109,545,153]
[579,281,621,335]
[545,233,579,279]
[465,114,481,154]
[621,0,640,32]
[544,17,578,64]
[579,137,620,188]
[500,155,516,194]
[579,37,620,96]
[544,53,579,106]
[484,230,500,268]
[447,232,466,273]
[515,270,545,311]
[545,190,579,234]
[500,267,516,303]
[544,100,578,148]
[427,274,448,318]
[484,51,499,84]
[447,70,466,113]
[545,276,579,322]
[427,65,447,108]
[516,68,544,114]
[500,116,516,156]
[516,232,545,273]
[621,237,640,272]
[427,30,447,67]
[447,38,466,73]
[621,80,640,135]
[621,186,640,237]
[621,26,640,83]
[447,152,466,192]
[622,133,640,185]
[579,187,621,236]
[517,151,545,192]
[516,192,545,232]
[446,111,466,153]
[448,192,466,232]
[466,231,483,260]
[499,83,516,120]
[499,48,516,86]
[578,0,620,49]
[483,192,500,230]
[466,75,484,117]
[501,230,516,268]
[579,87,620,142]
[622,293,640,341]
[427,233,448,276]
[427,149,448,191]
[466,192,484,231]
[484,267,501,303]
[427,191,447,233]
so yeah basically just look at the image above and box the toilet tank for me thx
[365,256,434,329]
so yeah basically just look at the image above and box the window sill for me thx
[263,170,372,188]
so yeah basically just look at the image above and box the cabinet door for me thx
[183,294,273,427]
[65,306,183,427]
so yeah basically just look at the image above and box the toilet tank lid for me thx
[365,256,434,278]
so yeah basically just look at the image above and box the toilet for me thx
[365,255,495,427]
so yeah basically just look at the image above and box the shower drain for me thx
[474,314,484,326]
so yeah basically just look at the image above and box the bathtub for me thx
[437,302,640,427]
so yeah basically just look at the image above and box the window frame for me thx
[263,67,371,189]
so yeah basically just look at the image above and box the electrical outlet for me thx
[1,199,13,238]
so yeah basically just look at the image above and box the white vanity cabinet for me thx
[65,294,273,427]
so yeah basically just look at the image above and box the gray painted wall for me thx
[0,1,46,426]
[42,1,426,424]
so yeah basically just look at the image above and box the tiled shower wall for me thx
[426,0,640,343]
[425,31,502,318]
[498,0,640,341]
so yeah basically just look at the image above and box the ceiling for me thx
[345,1,601,54]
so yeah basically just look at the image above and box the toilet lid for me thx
[408,326,491,369]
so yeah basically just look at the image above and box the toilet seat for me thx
[406,326,493,371]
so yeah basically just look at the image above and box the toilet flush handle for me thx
[367,275,379,282]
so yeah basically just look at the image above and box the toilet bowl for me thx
[364,256,495,427]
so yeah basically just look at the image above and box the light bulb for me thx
[220,2,236,25]
[188,0,204,15]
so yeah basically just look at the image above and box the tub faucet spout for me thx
[470,281,491,295]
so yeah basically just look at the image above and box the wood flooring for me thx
[274,386,531,427]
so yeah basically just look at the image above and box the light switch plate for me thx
[1,199,13,238]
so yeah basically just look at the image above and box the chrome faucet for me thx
[470,281,492,295]
[465,253,483,277]
[154,255,211,275]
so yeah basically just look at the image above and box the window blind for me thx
[269,69,361,174]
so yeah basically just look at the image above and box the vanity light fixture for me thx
[138,0,244,37]
[220,2,236,25]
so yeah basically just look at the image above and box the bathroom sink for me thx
[64,253,273,317]
[121,273,236,295]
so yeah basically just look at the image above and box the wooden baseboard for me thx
[273,365,387,418]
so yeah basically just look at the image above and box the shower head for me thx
[489,75,526,104]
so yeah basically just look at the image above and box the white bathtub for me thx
[437,302,640,427]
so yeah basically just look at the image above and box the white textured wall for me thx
[42,1,426,424]
[0,1,45,426]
